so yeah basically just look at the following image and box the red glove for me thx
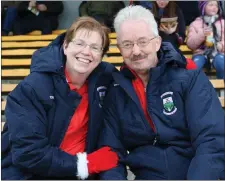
[76,146,118,179]
[87,146,118,174]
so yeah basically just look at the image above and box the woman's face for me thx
[156,0,169,9]
[205,1,219,16]
[63,29,103,75]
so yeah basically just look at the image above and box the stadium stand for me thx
[1,30,224,131]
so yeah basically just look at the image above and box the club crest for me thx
[97,86,107,108]
[161,92,177,115]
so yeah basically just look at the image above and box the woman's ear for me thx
[63,41,68,55]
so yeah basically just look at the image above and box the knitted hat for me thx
[198,1,223,17]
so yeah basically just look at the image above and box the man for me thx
[99,5,224,180]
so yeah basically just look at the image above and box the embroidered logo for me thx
[97,86,107,107]
[161,92,177,115]
[49,96,54,99]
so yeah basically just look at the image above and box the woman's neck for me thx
[65,66,89,89]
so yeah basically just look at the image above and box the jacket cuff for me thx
[77,152,89,180]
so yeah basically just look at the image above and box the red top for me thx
[59,70,89,155]
[123,66,156,132]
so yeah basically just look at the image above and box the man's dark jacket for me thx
[99,42,225,180]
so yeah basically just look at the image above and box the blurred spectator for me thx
[13,1,63,35]
[1,1,20,36]
[79,1,125,31]
[132,1,186,49]
[176,1,199,26]
[186,1,224,79]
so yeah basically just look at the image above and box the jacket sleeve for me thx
[184,70,224,179]
[98,86,128,179]
[43,1,63,15]
[5,82,81,178]
[217,19,224,53]
[186,19,206,50]
[176,5,186,43]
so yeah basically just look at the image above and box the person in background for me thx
[1,17,118,180]
[98,5,224,180]
[13,1,63,35]
[186,1,224,79]
[1,1,20,36]
[152,1,186,49]
[79,1,125,32]
[132,1,186,49]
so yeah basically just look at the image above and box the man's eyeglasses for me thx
[71,39,103,54]
[119,37,157,49]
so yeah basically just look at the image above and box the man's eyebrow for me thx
[121,37,149,42]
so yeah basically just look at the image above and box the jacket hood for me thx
[30,33,66,74]
[157,42,187,68]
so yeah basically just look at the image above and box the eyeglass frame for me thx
[118,36,158,50]
[70,39,103,54]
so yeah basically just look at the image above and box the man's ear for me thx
[63,41,68,55]
[155,36,162,52]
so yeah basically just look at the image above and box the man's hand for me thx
[37,4,47,11]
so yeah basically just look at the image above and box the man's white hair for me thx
[114,5,159,36]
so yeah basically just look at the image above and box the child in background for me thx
[186,1,224,79]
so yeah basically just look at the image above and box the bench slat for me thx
[2,59,31,66]
[210,80,225,88]
[2,41,51,48]
[2,84,17,92]
[2,35,58,41]
[2,49,36,56]
[2,32,116,41]
[2,69,30,77]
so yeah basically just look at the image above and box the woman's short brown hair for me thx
[64,16,110,55]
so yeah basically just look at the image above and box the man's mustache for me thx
[131,55,148,61]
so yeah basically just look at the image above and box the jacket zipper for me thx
[146,73,159,146]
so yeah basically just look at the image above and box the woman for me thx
[153,1,186,48]
[2,17,118,180]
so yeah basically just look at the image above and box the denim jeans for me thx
[192,53,224,79]
[2,7,17,33]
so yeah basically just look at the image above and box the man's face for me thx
[63,29,103,75]
[205,1,219,16]
[117,20,161,73]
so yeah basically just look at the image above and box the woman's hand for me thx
[159,23,178,35]
[216,42,223,52]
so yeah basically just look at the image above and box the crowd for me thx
[2,1,224,78]
[1,1,225,180]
